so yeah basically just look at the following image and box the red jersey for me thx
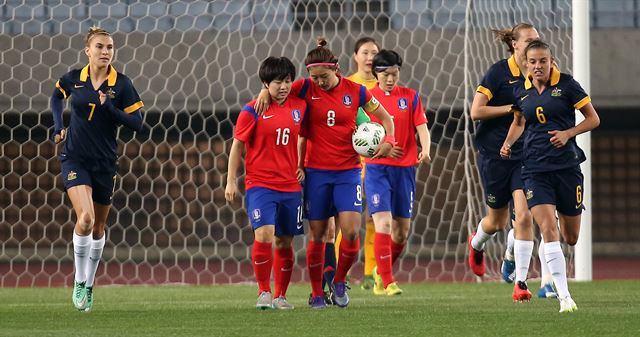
[234,98,307,192]
[292,77,380,170]
[366,85,428,167]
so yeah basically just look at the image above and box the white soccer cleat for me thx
[559,297,578,313]
[255,291,274,310]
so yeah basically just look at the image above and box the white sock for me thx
[73,232,91,283]
[538,236,552,287]
[544,241,571,299]
[514,239,533,282]
[505,228,515,260]
[85,234,106,287]
[471,220,495,251]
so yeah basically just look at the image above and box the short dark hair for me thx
[371,49,403,77]
[259,56,296,84]
[524,39,552,58]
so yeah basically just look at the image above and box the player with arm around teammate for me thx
[365,50,431,296]
[468,23,538,301]
[256,37,396,308]
[51,27,144,312]
[501,40,600,313]
[226,57,307,310]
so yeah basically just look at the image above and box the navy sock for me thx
[322,243,336,291]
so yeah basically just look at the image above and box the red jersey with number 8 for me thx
[291,77,379,170]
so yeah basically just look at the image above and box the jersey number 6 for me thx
[536,106,547,124]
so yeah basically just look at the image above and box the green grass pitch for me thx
[2,280,639,336]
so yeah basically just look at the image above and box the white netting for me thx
[0,0,573,287]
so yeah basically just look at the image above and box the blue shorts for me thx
[478,155,524,209]
[364,164,416,218]
[304,168,362,220]
[246,187,304,236]
[60,156,117,205]
[522,166,584,216]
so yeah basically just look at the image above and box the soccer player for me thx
[226,56,307,310]
[366,50,431,295]
[501,40,600,312]
[346,36,381,290]
[468,23,538,301]
[256,37,396,309]
[51,27,144,312]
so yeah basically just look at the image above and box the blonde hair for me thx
[492,23,535,54]
[85,26,111,47]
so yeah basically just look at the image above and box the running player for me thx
[51,26,144,312]
[501,40,600,312]
[469,23,538,301]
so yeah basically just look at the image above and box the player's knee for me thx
[515,211,533,229]
[392,232,408,245]
[77,211,95,232]
[564,233,578,246]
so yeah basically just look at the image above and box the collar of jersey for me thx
[524,66,560,90]
[79,64,118,86]
[507,54,521,77]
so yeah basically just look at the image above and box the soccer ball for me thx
[352,122,385,157]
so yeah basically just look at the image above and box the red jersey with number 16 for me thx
[291,77,380,170]
[234,98,307,192]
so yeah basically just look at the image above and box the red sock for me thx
[334,238,360,283]
[375,232,394,287]
[307,240,325,297]
[391,240,406,266]
[273,246,294,298]
[252,241,272,293]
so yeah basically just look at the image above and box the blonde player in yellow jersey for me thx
[346,37,381,290]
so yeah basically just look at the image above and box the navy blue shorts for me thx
[304,168,362,220]
[60,156,117,205]
[522,166,584,216]
[245,187,304,236]
[478,155,524,209]
[364,164,416,218]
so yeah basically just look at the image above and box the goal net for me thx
[0,0,573,287]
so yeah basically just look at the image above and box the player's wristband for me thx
[383,135,397,145]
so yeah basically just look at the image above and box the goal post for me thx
[0,0,584,286]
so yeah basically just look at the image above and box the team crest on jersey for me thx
[526,189,534,200]
[487,194,496,204]
[372,193,381,207]
[252,209,262,222]
[292,109,301,124]
[343,95,352,106]
[398,98,408,110]
[551,87,562,97]
[67,171,77,181]
[106,88,116,99]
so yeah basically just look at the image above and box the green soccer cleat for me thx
[81,286,94,312]
[384,282,403,296]
[360,275,375,290]
[72,280,87,310]
[559,297,578,313]
[372,267,385,296]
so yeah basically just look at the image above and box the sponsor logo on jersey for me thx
[551,87,562,97]
[520,94,529,101]
[106,88,116,99]
[508,80,519,84]
[526,189,534,200]
[343,95,352,106]
[74,84,84,88]
[67,171,77,181]
[372,193,381,207]
[487,194,496,204]
[398,98,408,110]
[292,109,301,123]
[252,209,261,222]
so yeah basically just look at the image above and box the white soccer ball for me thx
[352,122,385,158]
